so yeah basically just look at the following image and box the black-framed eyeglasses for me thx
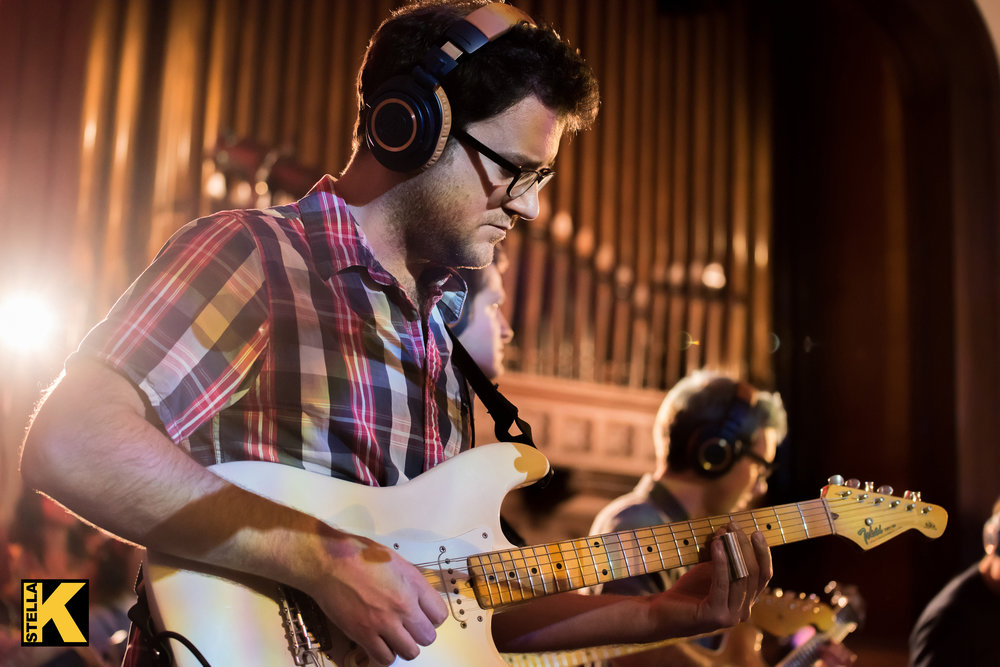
[452,128,555,199]
[744,450,777,479]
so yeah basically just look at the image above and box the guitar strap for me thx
[446,326,538,450]
[446,328,550,548]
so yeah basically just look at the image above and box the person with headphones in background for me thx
[909,494,1000,666]
[20,3,772,666]
[588,370,855,666]
[452,244,513,381]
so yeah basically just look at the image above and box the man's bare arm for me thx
[19,359,446,666]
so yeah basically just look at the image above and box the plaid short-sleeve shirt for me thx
[73,176,472,486]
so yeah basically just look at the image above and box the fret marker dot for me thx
[556,563,563,569]
[602,569,608,575]
[766,524,772,530]
[531,568,537,574]
[683,539,690,545]
[508,572,516,578]
[646,546,653,552]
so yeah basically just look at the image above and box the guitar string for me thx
[473,501,832,601]
[481,498,938,604]
[474,515,826,601]
[423,500,929,604]
[412,496,939,605]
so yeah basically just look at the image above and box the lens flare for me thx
[0,293,58,352]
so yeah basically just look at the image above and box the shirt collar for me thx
[296,176,467,324]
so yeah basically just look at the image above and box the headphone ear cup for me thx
[365,75,452,172]
[690,428,736,479]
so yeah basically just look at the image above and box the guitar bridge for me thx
[277,585,331,665]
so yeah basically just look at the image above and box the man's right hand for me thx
[303,531,448,666]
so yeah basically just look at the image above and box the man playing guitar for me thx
[20,3,771,665]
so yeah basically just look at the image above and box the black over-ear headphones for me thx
[364,3,533,173]
[686,381,758,479]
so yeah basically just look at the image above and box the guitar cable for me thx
[127,566,214,667]
[152,630,213,667]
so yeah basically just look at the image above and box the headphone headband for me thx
[688,381,759,479]
[365,3,534,172]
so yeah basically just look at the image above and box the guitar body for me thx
[144,442,551,667]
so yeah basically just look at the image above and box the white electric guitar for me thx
[144,442,946,666]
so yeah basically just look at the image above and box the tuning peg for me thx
[846,478,861,489]
[903,490,922,501]
[864,481,875,492]
[876,485,894,495]
[828,474,845,486]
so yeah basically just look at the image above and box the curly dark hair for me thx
[354,0,600,151]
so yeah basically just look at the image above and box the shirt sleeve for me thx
[70,213,270,443]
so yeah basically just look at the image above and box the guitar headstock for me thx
[822,476,948,549]
[752,588,837,636]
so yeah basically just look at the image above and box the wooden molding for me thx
[474,371,665,477]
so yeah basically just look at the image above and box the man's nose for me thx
[502,184,540,221]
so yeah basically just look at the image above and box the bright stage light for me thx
[0,293,58,352]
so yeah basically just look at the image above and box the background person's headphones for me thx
[364,3,532,173]
[984,508,1000,555]
[686,381,758,479]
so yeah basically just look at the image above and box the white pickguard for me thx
[144,442,550,667]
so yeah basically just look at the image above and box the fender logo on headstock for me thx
[857,522,896,545]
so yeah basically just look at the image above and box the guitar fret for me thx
[687,520,701,557]
[498,549,524,603]
[543,544,565,593]
[634,528,661,575]
[670,522,696,567]
[574,538,601,587]
[820,497,836,534]
[618,533,633,577]
[558,541,578,590]
[602,534,625,580]
[528,547,549,597]
[521,546,542,597]
[534,546,553,595]
[795,503,810,539]
[668,523,683,566]
[469,557,498,609]
[486,553,508,605]
[650,528,668,572]
[772,506,786,543]
[587,537,609,585]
